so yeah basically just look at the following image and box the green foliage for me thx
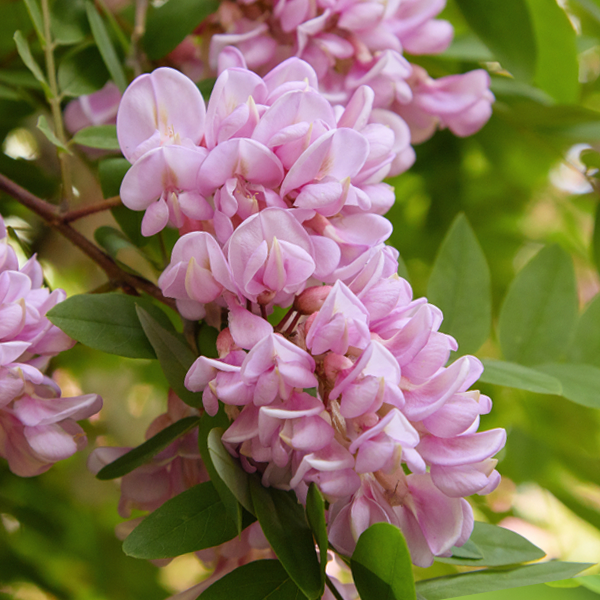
[479,359,562,395]
[250,480,323,600]
[143,0,220,60]
[436,522,546,567]
[97,416,200,480]
[305,483,328,584]
[85,1,126,92]
[71,124,120,149]
[47,293,173,359]
[36,114,71,152]
[498,245,578,365]
[416,562,592,599]
[136,306,203,406]
[427,213,491,354]
[351,523,416,600]
[50,0,89,45]
[57,42,110,96]
[122,481,239,559]
[207,427,255,515]
[198,560,306,600]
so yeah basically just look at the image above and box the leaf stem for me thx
[40,0,73,209]
[130,0,148,77]
[325,576,345,600]
[0,173,174,309]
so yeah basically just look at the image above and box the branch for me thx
[0,173,175,310]
[62,196,122,222]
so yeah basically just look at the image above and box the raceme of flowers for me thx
[114,56,506,568]
[0,218,102,477]
[172,0,494,147]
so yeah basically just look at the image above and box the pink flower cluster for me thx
[115,56,504,567]
[182,0,494,145]
[0,218,102,476]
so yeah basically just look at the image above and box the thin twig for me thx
[274,305,295,332]
[0,173,175,310]
[62,197,122,222]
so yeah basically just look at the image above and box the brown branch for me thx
[0,173,175,310]
[62,196,122,222]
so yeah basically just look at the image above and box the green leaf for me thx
[198,560,306,600]
[579,575,600,594]
[207,427,254,515]
[536,363,600,409]
[143,0,220,60]
[22,0,44,44]
[136,306,203,407]
[58,42,110,97]
[99,157,129,197]
[479,359,562,395]
[436,522,545,567]
[93,226,134,259]
[249,479,322,600]
[71,125,120,150]
[498,245,578,366]
[122,481,238,559]
[197,77,217,101]
[305,483,327,585]
[97,416,200,480]
[447,540,482,560]
[568,294,600,368]
[111,205,146,248]
[416,562,592,600]
[351,523,416,600]
[427,214,491,355]
[13,31,51,97]
[47,293,172,359]
[36,115,71,153]
[524,0,579,104]
[0,69,40,89]
[199,422,242,533]
[454,0,536,81]
[85,1,127,92]
[51,0,88,45]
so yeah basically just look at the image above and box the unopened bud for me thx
[324,352,354,383]
[294,285,332,315]
[216,328,236,357]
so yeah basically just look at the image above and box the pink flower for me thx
[64,81,121,134]
[117,67,206,162]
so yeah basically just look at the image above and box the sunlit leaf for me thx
[498,245,577,366]
[136,306,202,407]
[568,294,600,367]
[479,359,562,395]
[93,226,134,259]
[436,522,545,567]
[198,560,305,600]
[250,479,322,600]
[416,562,592,599]
[71,125,120,150]
[351,523,416,600]
[143,0,220,60]
[85,1,127,92]
[427,213,491,355]
[97,416,200,480]
[123,481,238,559]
